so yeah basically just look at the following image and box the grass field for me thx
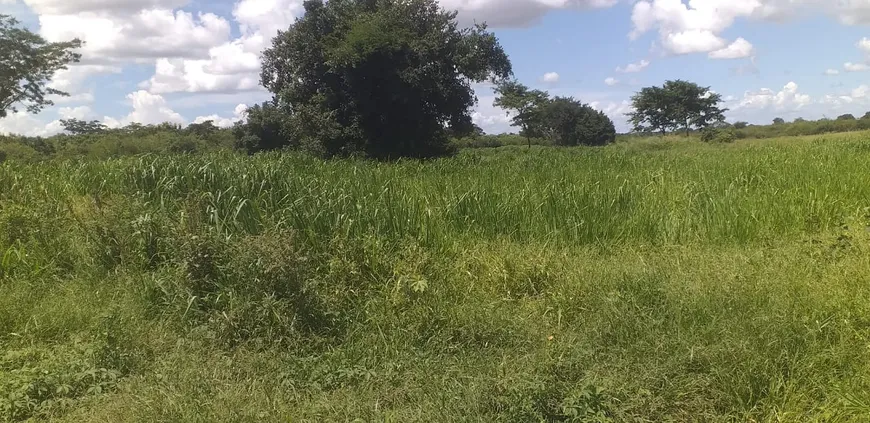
[4,133,870,421]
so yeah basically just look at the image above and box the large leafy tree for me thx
[627,80,726,136]
[260,0,512,159]
[0,15,82,119]
[494,80,549,148]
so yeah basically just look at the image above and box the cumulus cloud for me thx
[541,72,560,83]
[39,10,232,63]
[138,0,306,95]
[0,112,64,136]
[709,37,754,59]
[736,81,811,111]
[141,58,261,94]
[604,77,619,86]
[825,68,840,75]
[103,90,185,127]
[192,104,250,128]
[616,59,649,73]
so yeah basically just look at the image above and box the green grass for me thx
[4,132,870,421]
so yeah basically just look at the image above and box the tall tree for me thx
[0,15,82,118]
[627,80,727,136]
[493,80,549,148]
[260,0,512,159]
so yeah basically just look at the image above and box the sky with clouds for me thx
[3,0,870,135]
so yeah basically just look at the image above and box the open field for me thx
[4,133,870,421]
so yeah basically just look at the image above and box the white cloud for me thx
[104,90,185,127]
[439,0,618,28]
[470,93,513,134]
[663,30,727,55]
[736,81,811,111]
[57,106,96,120]
[141,58,261,94]
[852,85,870,99]
[858,37,870,54]
[192,104,249,128]
[825,69,840,75]
[139,0,306,95]
[844,62,870,72]
[604,77,619,86]
[709,37,754,59]
[0,112,64,136]
[616,59,649,73]
[541,72,560,83]
[39,10,232,63]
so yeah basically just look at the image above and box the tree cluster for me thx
[493,80,616,147]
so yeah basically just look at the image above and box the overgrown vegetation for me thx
[5,134,870,421]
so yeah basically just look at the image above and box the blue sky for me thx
[3,0,870,135]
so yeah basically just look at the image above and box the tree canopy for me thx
[627,80,726,136]
[60,118,107,135]
[493,80,549,147]
[259,0,512,159]
[0,14,82,119]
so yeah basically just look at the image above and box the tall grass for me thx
[3,133,870,421]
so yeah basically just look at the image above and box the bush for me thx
[701,126,736,143]
[232,102,295,154]
[544,97,616,146]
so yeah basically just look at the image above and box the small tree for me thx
[60,118,106,135]
[493,80,549,148]
[544,97,615,146]
[1,15,83,118]
[862,112,870,120]
[627,80,726,136]
[733,121,749,129]
[773,117,785,125]
[837,113,856,121]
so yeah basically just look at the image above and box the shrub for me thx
[544,97,616,146]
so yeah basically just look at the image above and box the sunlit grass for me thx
[3,132,870,421]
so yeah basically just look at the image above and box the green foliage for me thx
[7,134,870,421]
[628,80,727,136]
[837,113,856,120]
[733,121,749,129]
[231,102,293,153]
[0,14,83,118]
[493,79,550,146]
[773,117,785,125]
[0,122,235,161]
[494,81,615,147]
[260,0,512,159]
[60,119,107,135]
[544,96,616,146]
